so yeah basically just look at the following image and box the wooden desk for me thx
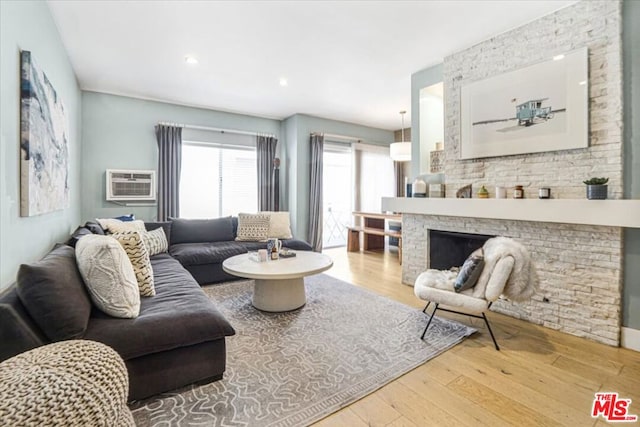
[347,212,402,263]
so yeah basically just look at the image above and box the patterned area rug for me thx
[130,274,475,426]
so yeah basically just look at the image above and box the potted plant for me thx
[583,177,609,200]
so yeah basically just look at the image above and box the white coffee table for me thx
[222,251,333,312]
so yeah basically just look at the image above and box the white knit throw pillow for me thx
[75,235,140,318]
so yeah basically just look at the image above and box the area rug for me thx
[130,274,475,426]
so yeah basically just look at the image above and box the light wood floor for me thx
[314,247,640,427]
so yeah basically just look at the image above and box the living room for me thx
[1,0,640,426]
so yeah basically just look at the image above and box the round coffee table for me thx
[222,251,333,312]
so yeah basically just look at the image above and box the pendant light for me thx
[390,111,412,161]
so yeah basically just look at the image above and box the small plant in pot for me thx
[583,177,609,200]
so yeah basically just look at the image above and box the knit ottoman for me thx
[0,340,134,426]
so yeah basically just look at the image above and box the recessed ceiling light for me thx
[553,54,565,61]
[579,80,587,86]
[185,55,198,65]
[279,78,288,87]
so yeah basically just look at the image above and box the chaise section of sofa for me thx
[0,241,235,401]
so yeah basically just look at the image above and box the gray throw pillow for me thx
[454,249,485,293]
[16,245,92,341]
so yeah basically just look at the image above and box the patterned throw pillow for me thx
[111,232,155,297]
[235,213,270,242]
[97,218,146,234]
[141,227,168,256]
[75,235,140,318]
[454,248,485,293]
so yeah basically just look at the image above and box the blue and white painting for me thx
[20,50,69,216]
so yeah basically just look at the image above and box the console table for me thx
[347,212,402,263]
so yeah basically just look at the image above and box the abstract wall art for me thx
[20,50,69,216]
[460,47,588,159]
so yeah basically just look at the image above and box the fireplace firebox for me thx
[429,230,493,270]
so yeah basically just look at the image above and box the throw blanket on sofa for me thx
[476,237,538,302]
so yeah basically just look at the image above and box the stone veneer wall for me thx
[403,214,622,346]
[400,0,624,345]
[443,0,623,199]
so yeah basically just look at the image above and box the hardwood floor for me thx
[314,247,640,427]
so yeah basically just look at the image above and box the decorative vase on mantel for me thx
[583,177,609,200]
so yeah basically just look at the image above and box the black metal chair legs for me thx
[420,302,500,351]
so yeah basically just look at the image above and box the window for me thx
[180,132,257,219]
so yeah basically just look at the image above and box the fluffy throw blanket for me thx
[477,236,538,301]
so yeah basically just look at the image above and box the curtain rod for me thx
[311,132,362,143]
[158,121,275,138]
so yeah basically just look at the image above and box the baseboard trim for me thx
[621,327,640,352]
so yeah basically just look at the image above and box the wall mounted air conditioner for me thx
[106,169,156,201]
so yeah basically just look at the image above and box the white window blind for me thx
[180,138,257,219]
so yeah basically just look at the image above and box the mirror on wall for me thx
[419,82,444,174]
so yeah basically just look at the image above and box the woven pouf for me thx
[0,340,134,426]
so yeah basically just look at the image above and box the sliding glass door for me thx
[322,143,353,248]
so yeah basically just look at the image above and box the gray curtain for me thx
[155,124,182,221]
[308,134,324,252]
[394,161,404,197]
[257,136,278,211]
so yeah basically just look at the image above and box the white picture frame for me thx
[460,47,588,160]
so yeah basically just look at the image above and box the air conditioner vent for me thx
[106,169,156,201]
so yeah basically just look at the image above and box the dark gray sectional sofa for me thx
[0,215,312,400]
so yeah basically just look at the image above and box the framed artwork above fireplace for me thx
[460,47,588,160]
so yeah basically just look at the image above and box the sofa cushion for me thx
[76,235,141,319]
[170,241,249,266]
[170,217,234,245]
[170,239,312,267]
[281,239,314,251]
[111,231,155,297]
[16,245,92,342]
[83,254,235,360]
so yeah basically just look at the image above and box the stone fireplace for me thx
[396,210,624,346]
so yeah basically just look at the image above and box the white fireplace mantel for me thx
[381,197,640,228]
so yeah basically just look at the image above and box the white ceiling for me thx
[47,0,577,130]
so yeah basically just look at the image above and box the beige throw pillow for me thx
[75,235,140,318]
[111,231,155,297]
[97,218,146,234]
[235,213,270,242]
[261,211,293,239]
[141,228,168,256]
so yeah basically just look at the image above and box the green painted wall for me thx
[623,0,640,330]
[283,114,393,240]
[81,92,282,221]
[0,1,82,289]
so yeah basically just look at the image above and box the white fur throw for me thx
[475,237,538,302]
